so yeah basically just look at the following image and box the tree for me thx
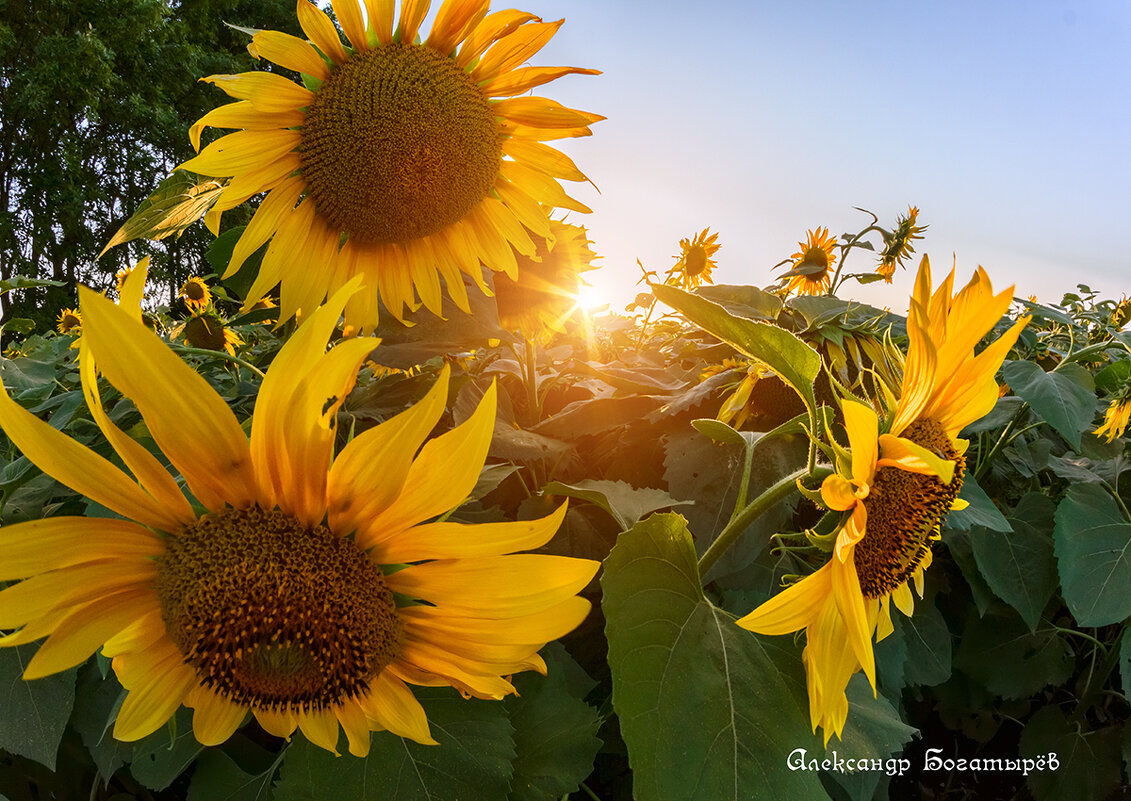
[0,0,299,328]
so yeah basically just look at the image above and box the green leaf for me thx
[900,601,952,687]
[944,473,1011,533]
[0,644,78,770]
[692,284,783,321]
[188,750,273,801]
[954,606,1072,699]
[99,170,224,256]
[1053,483,1131,626]
[969,492,1058,631]
[0,276,66,294]
[131,708,207,791]
[274,687,515,801]
[70,664,131,780]
[1002,360,1096,449]
[541,478,691,530]
[1121,631,1131,702]
[1020,706,1121,801]
[651,283,820,419]
[1094,359,1131,393]
[601,513,825,801]
[504,645,602,801]
[827,675,917,801]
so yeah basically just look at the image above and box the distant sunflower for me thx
[182,0,603,334]
[0,281,597,755]
[876,206,926,283]
[494,219,598,337]
[669,228,720,290]
[55,308,82,335]
[738,256,1029,742]
[1095,382,1131,442]
[180,276,212,312]
[780,227,837,296]
[181,311,243,355]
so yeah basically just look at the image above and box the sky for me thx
[495,0,1131,313]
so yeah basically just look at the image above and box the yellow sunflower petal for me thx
[841,399,878,485]
[297,0,347,64]
[493,179,551,238]
[830,553,875,692]
[79,288,257,511]
[202,72,314,111]
[0,517,160,581]
[228,175,305,276]
[736,561,833,636]
[254,707,298,738]
[386,555,599,617]
[363,0,395,45]
[330,366,449,543]
[397,0,431,43]
[187,685,249,746]
[877,433,955,483]
[472,19,562,83]
[820,474,861,512]
[456,8,537,67]
[298,707,341,755]
[891,582,915,617]
[398,595,591,644]
[482,65,601,97]
[372,502,566,562]
[363,381,496,539]
[22,589,155,679]
[114,651,198,741]
[249,30,330,80]
[331,0,368,50]
[357,670,436,745]
[0,560,156,629]
[427,0,489,55]
[493,96,603,130]
[189,101,306,151]
[334,699,372,757]
[501,139,587,182]
[499,160,591,214]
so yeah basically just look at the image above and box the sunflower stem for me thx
[699,466,831,581]
[973,402,1028,482]
[1071,622,1126,725]
[577,782,603,801]
[171,345,266,379]
[523,336,541,425]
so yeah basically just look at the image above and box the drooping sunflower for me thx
[780,227,837,296]
[0,278,597,756]
[494,218,598,337]
[668,228,720,290]
[180,276,212,312]
[56,308,82,334]
[738,255,1028,742]
[1095,381,1131,442]
[181,0,603,334]
[180,311,243,355]
[875,205,926,283]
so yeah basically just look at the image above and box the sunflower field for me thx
[2,2,1131,801]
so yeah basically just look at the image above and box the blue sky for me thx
[508,0,1131,311]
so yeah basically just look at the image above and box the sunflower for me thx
[780,227,837,296]
[494,218,598,337]
[181,0,603,334]
[876,205,926,283]
[181,311,243,355]
[0,279,597,756]
[180,276,212,312]
[737,255,1028,742]
[56,308,82,334]
[1095,381,1131,442]
[668,228,720,290]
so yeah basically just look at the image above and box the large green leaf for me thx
[1020,706,1122,801]
[274,687,515,801]
[954,606,1072,699]
[944,473,1012,533]
[970,492,1058,631]
[504,645,602,801]
[131,708,207,791]
[693,284,783,321]
[899,601,952,687]
[601,513,825,801]
[99,170,224,255]
[1002,360,1096,449]
[188,750,274,801]
[541,478,691,531]
[651,283,820,418]
[0,644,77,770]
[1053,483,1131,626]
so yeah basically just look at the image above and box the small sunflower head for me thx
[56,308,82,335]
[1111,296,1131,329]
[495,220,599,337]
[780,227,837,296]
[669,228,721,290]
[876,206,926,282]
[1096,380,1131,443]
[182,312,242,355]
[180,277,212,312]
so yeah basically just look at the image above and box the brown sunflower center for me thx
[183,280,207,302]
[685,246,708,277]
[182,315,228,352]
[156,507,403,710]
[801,247,830,271]
[853,418,964,599]
[299,42,501,245]
[58,312,81,332]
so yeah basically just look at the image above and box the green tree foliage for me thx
[0,0,298,328]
